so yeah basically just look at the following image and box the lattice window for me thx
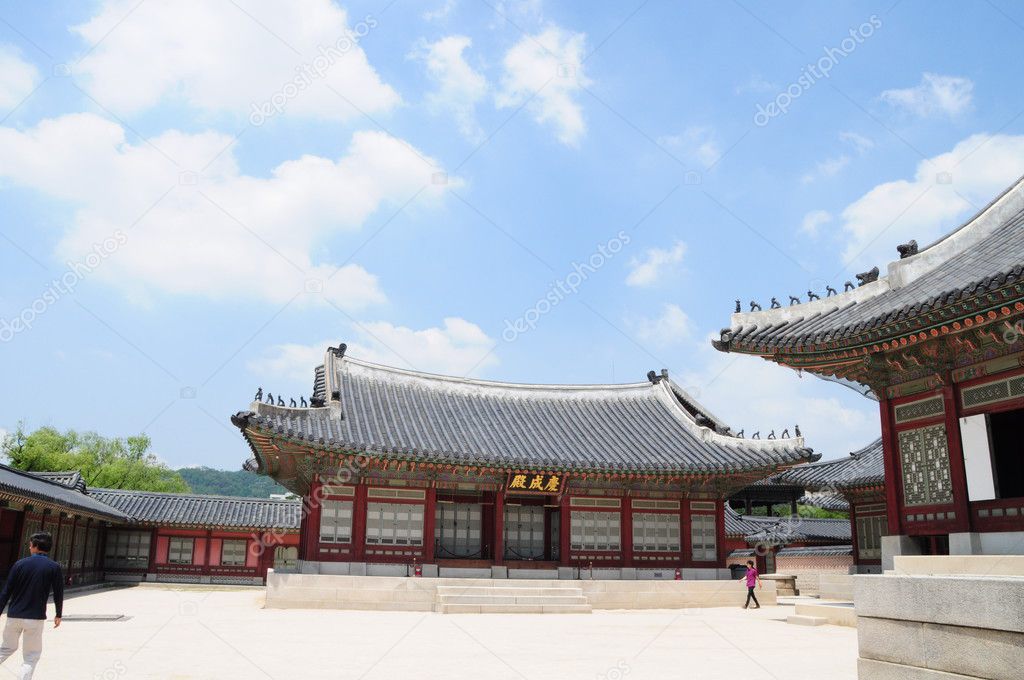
[503,505,543,559]
[898,424,953,506]
[318,500,353,543]
[856,515,887,559]
[167,537,194,565]
[19,518,42,559]
[104,531,150,569]
[434,503,482,558]
[690,514,717,562]
[570,511,620,551]
[220,540,247,566]
[632,512,680,552]
[365,503,424,546]
[894,396,944,424]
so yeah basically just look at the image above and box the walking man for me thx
[742,559,761,609]
[0,531,64,679]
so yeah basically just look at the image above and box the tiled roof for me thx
[0,465,128,521]
[715,176,1024,354]
[745,516,851,544]
[29,471,87,493]
[777,544,852,557]
[798,492,850,512]
[774,438,884,491]
[237,352,817,475]
[89,489,301,530]
[723,505,780,537]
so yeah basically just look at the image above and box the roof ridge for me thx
[340,353,655,393]
[90,487,301,503]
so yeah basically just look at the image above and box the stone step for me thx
[438,594,590,605]
[787,614,827,626]
[438,603,593,614]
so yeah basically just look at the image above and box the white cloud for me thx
[252,317,497,383]
[734,74,775,95]
[800,209,831,237]
[0,46,38,110]
[496,26,590,146]
[413,35,488,141]
[250,339,333,383]
[839,133,1024,268]
[493,0,544,23]
[679,338,878,460]
[839,131,874,155]
[72,0,399,120]
[801,154,849,184]
[625,240,685,287]
[423,0,458,21]
[658,127,721,168]
[0,113,457,308]
[631,304,691,345]
[880,73,973,118]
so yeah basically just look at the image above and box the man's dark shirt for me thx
[0,554,64,619]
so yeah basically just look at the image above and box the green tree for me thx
[1,424,190,493]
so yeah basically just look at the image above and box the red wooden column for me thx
[559,492,571,566]
[878,397,903,536]
[680,498,692,567]
[941,380,971,533]
[351,483,368,562]
[620,496,633,567]
[715,499,726,567]
[204,529,213,577]
[301,478,323,561]
[65,516,78,582]
[849,503,860,568]
[493,490,504,565]
[423,486,437,564]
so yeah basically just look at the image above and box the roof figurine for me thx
[712,175,1024,391]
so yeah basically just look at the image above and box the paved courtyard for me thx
[7,585,858,679]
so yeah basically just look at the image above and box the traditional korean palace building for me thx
[232,348,818,578]
[773,438,885,572]
[0,463,300,586]
[714,176,1024,563]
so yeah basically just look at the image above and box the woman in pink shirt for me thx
[743,560,762,609]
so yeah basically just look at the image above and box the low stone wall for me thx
[265,572,777,611]
[817,573,854,601]
[774,555,854,595]
[892,554,1024,576]
[855,572,1024,680]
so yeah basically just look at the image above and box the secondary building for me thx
[714,176,1024,563]
[233,347,817,578]
[0,463,300,585]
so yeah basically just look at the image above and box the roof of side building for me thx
[0,464,129,521]
[773,438,884,491]
[89,488,301,530]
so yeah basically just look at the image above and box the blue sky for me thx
[2,0,1024,469]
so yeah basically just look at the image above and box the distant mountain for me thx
[176,466,289,498]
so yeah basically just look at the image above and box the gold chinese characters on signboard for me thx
[506,472,561,494]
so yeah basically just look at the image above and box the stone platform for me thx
[265,571,777,612]
[855,557,1024,680]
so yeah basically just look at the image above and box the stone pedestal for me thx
[855,572,1024,680]
[880,534,922,571]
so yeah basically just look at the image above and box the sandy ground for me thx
[0,584,858,680]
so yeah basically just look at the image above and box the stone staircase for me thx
[435,584,593,614]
